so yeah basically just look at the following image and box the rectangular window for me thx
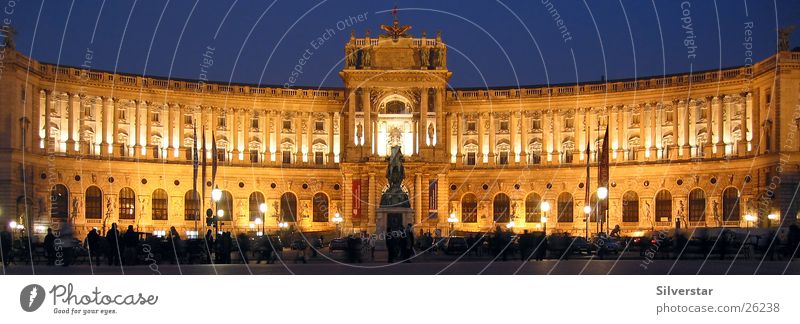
[250,149,260,163]
[499,120,509,131]
[218,115,227,128]
[499,151,509,165]
[283,120,292,131]
[282,150,292,164]
[631,114,640,126]
[564,117,574,129]
[314,151,324,165]
[186,148,194,161]
[467,152,476,165]
[532,118,541,130]
[153,148,161,159]
[184,114,193,125]
[531,153,541,164]
[467,121,477,132]
[563,151,573,163]
[315,121,324,132]
[119,109,127,121]
[251,117,259,130]
[216,149,226,162]
[151,112,160,123]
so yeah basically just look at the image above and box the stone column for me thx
[577,108,586,159]
[66,93,77,152]
[145,102,152,158]
[348,91,356,147]
[414,173,422,224]
[260,110,268,163]
[553,110,561,163]
[271,110,279,162]
[712,96,723,153]
[307,112,314,162]
[477,113,485,164]
[678,100,688,156]
[542,109,551,163]
[328,112,335,163]
[232,108,240,159]
[649,103,658,159]
[99,97,110,156]
[510,111,518,163]
[361,88,371,153]
[437,173,448,225]
[44,90,53,151]
[435,87,444,147]
[488,112,496,164]
[688,100,697,156]
[446,112,454,162]
[294,112,303,163]
[420,87,429,147]
[671,101,679,157]
[520,111,529,163]
[456,112,464,165]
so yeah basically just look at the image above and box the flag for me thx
[192,125,199,220]
[598,125,610,225]
[201,129,207,209]
[428,179,438,219]
[352,180,362,220]
[392,5,398,18]
[211,130,218,190]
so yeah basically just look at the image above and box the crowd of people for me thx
[2,222,799,267]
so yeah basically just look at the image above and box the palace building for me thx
[1,21,799,239]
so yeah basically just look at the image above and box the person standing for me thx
[85,228,101,265]
[106,223,120,266]
[0,225,10,267]
[122,225,138,265]
[44,228,56,265]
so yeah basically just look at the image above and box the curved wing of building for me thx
[1,24,798,238]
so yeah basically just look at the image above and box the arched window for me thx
[50,184,69,219]
[493,193,510,223]
[184,190,200,220]
[119,188,136,220]
[655,190,672,222]
[622,191,639,222]
[85,186,103,219]
[461,193,478,223]
[525,193,541,223]
[689,189,706,222]
[249,192,266,221]
[152,189,168,220]
[557,192,573,222]
[218,191,234,221]
[313,193,329,222]
[722,187,740,222]
[280,192,298,222]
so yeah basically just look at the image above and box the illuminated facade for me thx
[1,23,799,238]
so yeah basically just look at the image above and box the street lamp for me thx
[211,187,222,202]
[597,186,608,233]
[505,220,515,230]
[255,217,263,235]
[767,213,779,227]
[583,205,592,239]
[332,212,343,237]
[744,214,756,228]
[447,212,458,235]
[211,187,222,237]
[540,201,550,234]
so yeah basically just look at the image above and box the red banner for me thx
[352,179,362,220]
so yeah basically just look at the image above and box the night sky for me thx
[8,0,800,88]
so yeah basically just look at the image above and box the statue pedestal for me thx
[374,207,414,250]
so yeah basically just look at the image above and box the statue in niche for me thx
[778,25,795,51]
[380,146,410,208]
[345,47,356,68]
[420,46,429,69]
[362,47,371,68]
[356,124,363,143]
[427,123,435,145]
[712,200,720,225]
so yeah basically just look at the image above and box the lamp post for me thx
[211,187,222,237]
[767,213,779,227]
[332,212,343,238]
[259,202,267,234]
[447,212,458,236]
[583,205,592,239]
[216,209,224,234]
[255,217,263,236]
[597,186,608,233]
[540,201,551,234]
[744,214,756,228]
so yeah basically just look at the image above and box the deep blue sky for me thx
[9,0,800,88]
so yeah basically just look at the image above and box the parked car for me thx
[329,238,348,251]
[443,236,469,255]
